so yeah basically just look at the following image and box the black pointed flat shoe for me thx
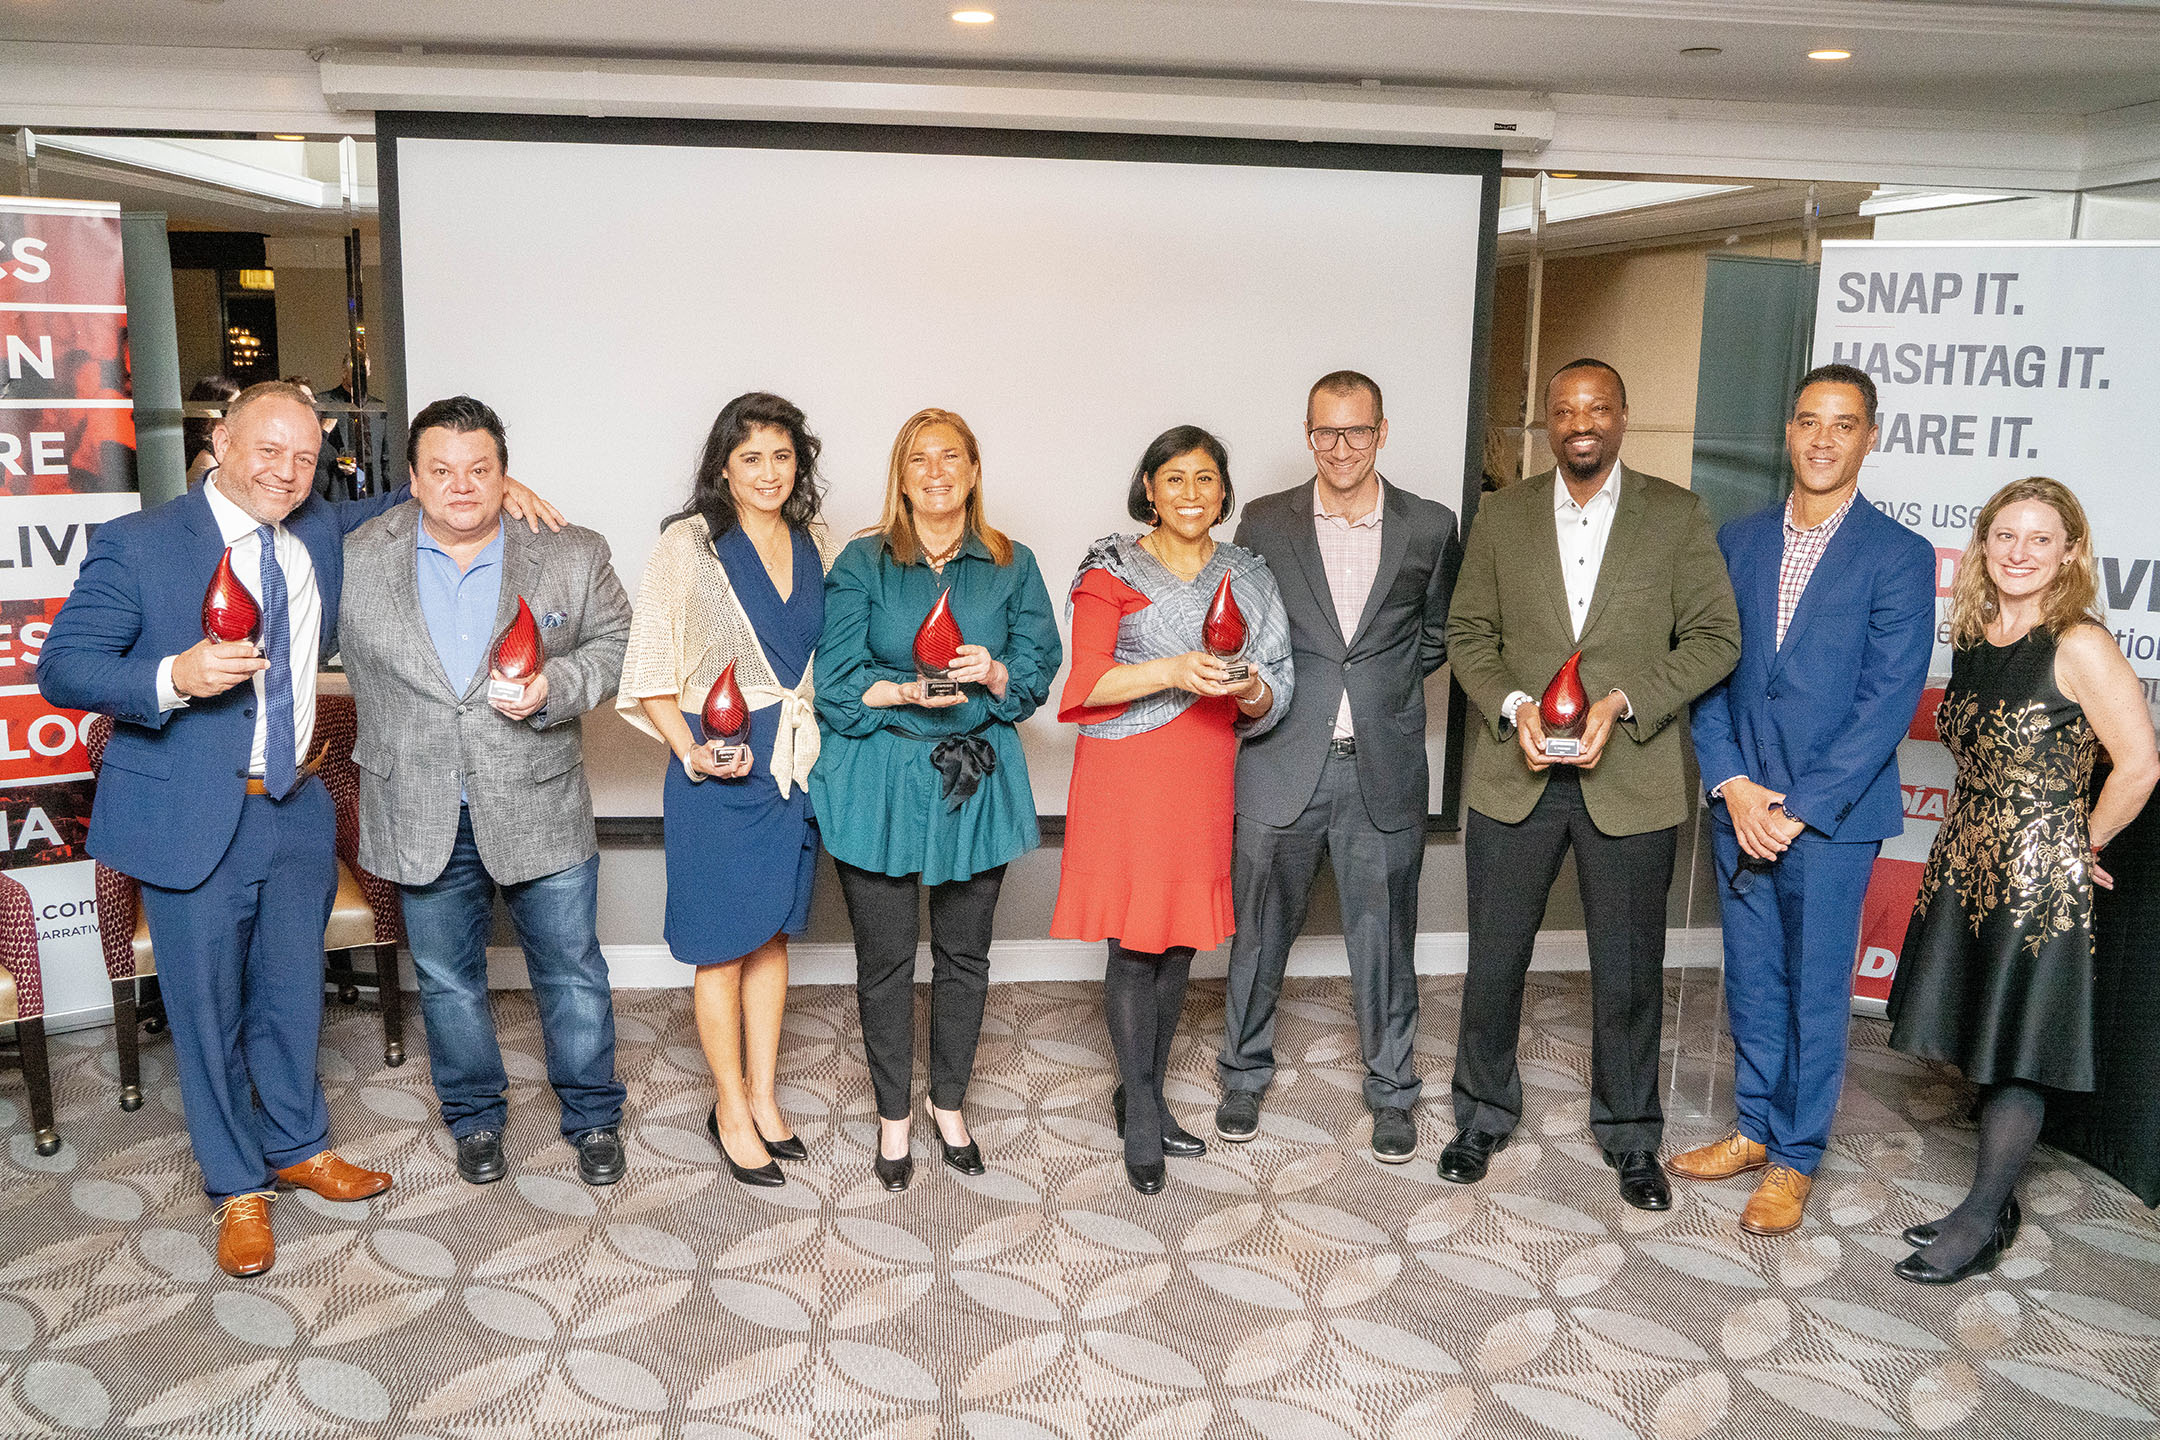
[1114,1084,1206,1158]
[1904,1195,2019,1250]
[1894,1231,2004,1285]
[708,1107,783,1187]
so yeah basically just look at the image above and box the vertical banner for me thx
[1,196,145,1021]
[1814,241,2160,1014]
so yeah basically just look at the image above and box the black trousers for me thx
[1453,768,1675,1154]
[835,860,1006,1122]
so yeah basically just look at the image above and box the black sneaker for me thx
[575,1127,626,1187]
[1215,1090,1262,1143]
[456,1129,506,1185]
[1370,1106,1417,1164]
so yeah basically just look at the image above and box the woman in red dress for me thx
[1052,425,1292,1193]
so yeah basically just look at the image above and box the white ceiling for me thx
[3,0,2160,118]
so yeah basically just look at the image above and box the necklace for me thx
[1142,532,1214,582]
[919,531,965,570]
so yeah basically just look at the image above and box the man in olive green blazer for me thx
[1440,358,1739,1211]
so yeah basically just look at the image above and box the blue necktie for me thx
[257,524,297,799]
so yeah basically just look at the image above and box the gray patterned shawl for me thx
[1065,534,1294,742]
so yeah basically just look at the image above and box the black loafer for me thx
[1126,1160,1166,1195]
[1215,1090,1262,1143]
[1904,1195,2019,1251]
[707,1108,782,1188]
[874,1150,913,1192]
[455,1129,506,1186]
[1438,1128,1507,1184]
[1371,1107,1417,1164]
[1114,1085,1207,1158]
[575,1126,627,1187]
[1606,1149,1671,1211]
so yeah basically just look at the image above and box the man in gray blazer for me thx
[1216,371,1462,1161]
[340,396,633,1189]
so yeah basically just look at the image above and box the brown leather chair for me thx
[0,871,60,1154]
[86,698,408,1112]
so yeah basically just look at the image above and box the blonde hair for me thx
[870,408,1013,567]
[1946,476,2104,648]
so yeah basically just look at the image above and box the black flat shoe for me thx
[927,1100,986,1176]
[708,1107,783,1187]
[456,1129,506,1186]
[874,1150,913,1192]
[1114,1085,1207,1158]
[1126,1160,1166,1194]
[575,1127,627,1187]
[1894,1229,2005,1285]
[1606,1149,1671,1212]
[1904,1195,2019,1250]
[1438,1129,1507,1185]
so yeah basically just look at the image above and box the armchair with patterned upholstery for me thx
[0,871,60,1154]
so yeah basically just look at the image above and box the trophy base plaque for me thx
[921,675,961,699]
[1217,660,1251,684]
[709,743,750,769]
[488,677,530,705]
[1541,736,1583,759]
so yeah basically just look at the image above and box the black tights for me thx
[1103,941,1194,1165]
[1925,1081,2047,1270]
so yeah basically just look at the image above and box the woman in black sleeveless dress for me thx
[1888,477,2157,1284]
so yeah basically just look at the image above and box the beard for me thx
[1560,440,1609,482]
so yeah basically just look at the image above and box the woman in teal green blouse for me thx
[813,407,1062,1192]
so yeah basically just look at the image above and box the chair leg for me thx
[17,1016,59,1155]
[111,976,142,1111]
[141,975,166,1035]
[375,944,406,1067]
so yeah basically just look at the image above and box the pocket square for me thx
[541,611,568,629]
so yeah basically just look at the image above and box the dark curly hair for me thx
[667,391,826,537]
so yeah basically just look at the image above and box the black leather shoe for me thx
[1894,1217,2008,1286]
[874,1150,913,1192]
[759,1129,808,1163]
[1371,1107,1417,1164]
[1114,1085,1207,1158]
[1438,1129,1507,1184]
[575,1127,627,1187]
[1126,1160,1167,1194]
[1606,1149,1671,1211]
[1904,1195,2018,1250]
[1215,1090,1262,1143]
[707,1108,783,1188]
[455,1129,506,1186]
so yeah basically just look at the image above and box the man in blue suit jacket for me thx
[1680,363,1936,1235]
[40,383,413,1276]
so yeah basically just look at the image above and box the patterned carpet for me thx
[1,971,2158,1439]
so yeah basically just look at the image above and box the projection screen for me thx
[380,116,1497,820]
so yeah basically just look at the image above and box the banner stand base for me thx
[1663,959,1736,1124]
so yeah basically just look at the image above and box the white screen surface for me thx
[392,134,1485,815]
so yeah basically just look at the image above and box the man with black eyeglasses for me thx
[1214,370,1462,1163]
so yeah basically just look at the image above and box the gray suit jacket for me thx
[1232,478,1462,833]
[339,501,632,887]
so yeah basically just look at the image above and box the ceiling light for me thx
[1808,48,1852,61]
[951,9,995,22]
[271,134,306,142]
[1548,172,1578,179]
[1680,46,1721,58]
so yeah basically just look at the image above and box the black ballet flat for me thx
[1904,1195,2020,1250]
[1125,1160,1166,1195]
[874,1150,913,1192]
[926,1100,986,1176]
[759,1130,808,1163]
[708,1107,784,1187]
[1894,1206,2014,1285]
[1114,1085,1207,1158]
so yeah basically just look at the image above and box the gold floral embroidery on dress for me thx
[1913,689,2096,954]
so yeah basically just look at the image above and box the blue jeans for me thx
[401,807,625,1140]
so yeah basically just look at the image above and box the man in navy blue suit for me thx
[41,382,560,1276]
[1680,363,1935,1235]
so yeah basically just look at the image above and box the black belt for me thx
[1328,736,1357,758]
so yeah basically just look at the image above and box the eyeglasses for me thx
[1308,425,1379,452]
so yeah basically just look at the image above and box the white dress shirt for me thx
[1313,481,1386,741]
[1503,465,1628,725]
[156,474,321,777]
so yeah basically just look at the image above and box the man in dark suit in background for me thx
[1442,358,1740,1210]
[1215,370,1462,1163]
[1678,363,1934,1235]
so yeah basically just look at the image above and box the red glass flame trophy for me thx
[1202,571,1251,683]
[914,590,966,698]
[702,659,752,768]
[489,596,543,704]
[1539,650,1589,759]
[202,547,262,651]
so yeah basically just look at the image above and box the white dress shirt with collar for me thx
[1502,464,1630,726]
[154,473,321,778]
[1312,480,1387,742]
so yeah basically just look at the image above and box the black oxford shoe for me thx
[1437,1128,1507,1184]
[1606,1149,1671,1211]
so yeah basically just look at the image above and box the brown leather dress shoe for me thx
[1668,1131,1769,1181]
[275,1150,393,1202]
[213,1193,276,1277]
[1739,1164,1812,1235]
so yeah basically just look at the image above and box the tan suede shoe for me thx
[275,1150,393,1202]
[212,1192,276,1277]
[1739,1164,1812,1235]
[1667,1131,1769,1181]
